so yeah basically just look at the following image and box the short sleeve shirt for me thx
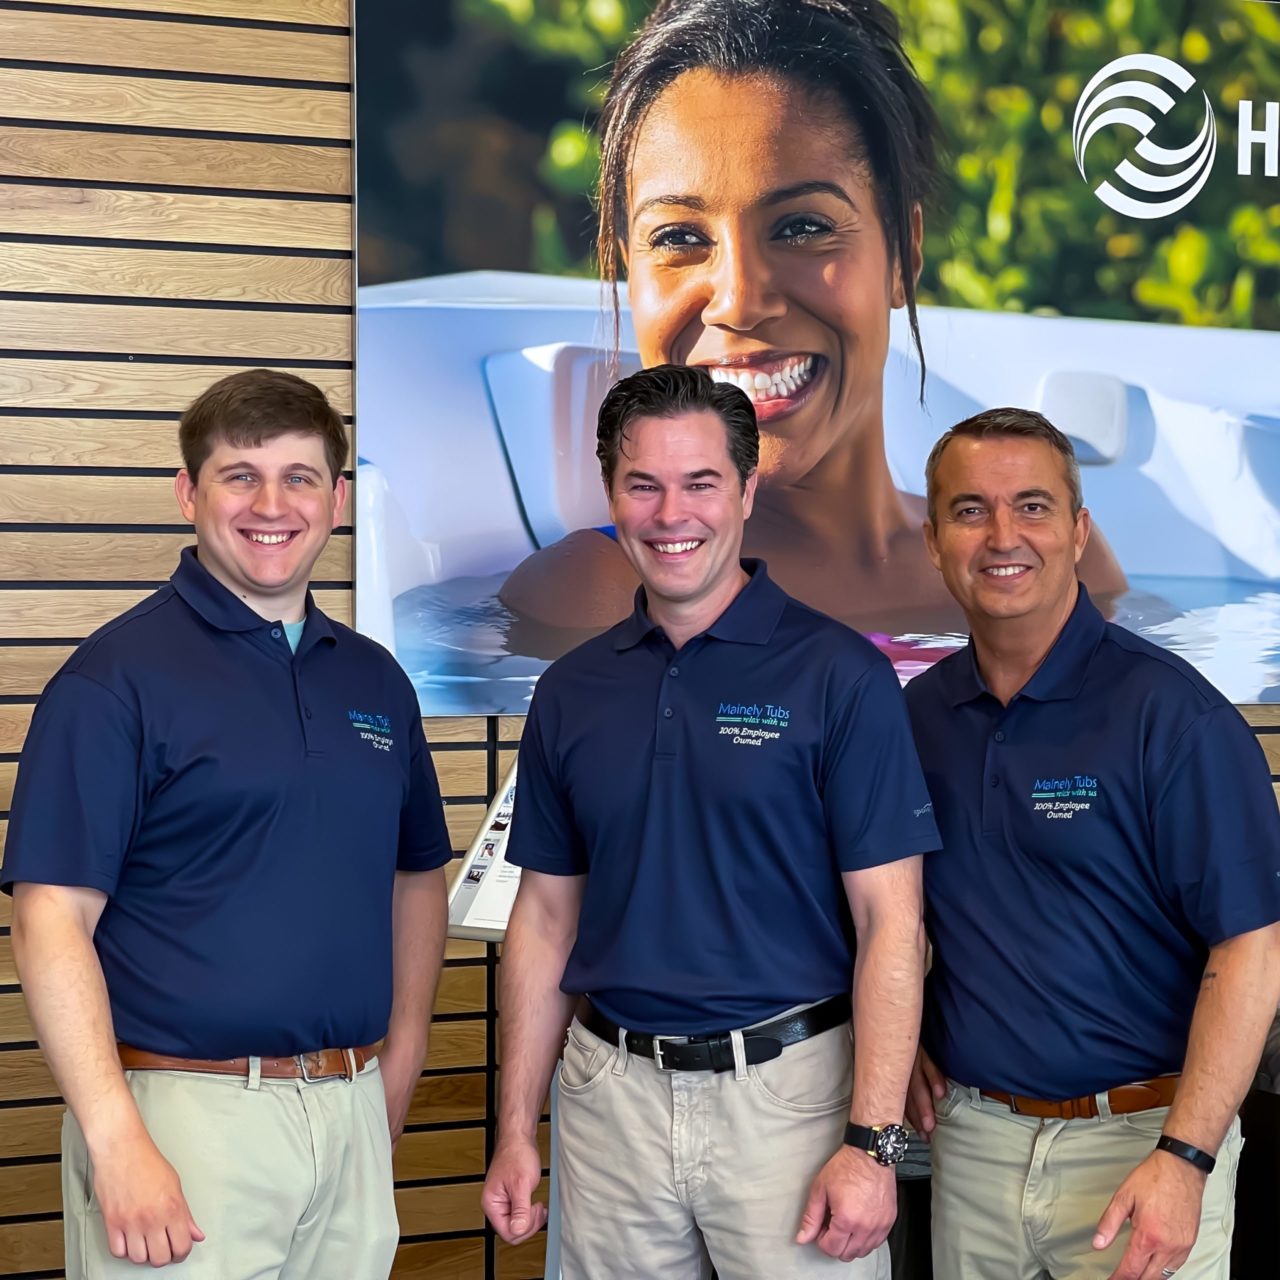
[2,548,453,1058]
[906,586,1280,1098]
[506,561,940,1034]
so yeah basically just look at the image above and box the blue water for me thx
[394,573,1280,716]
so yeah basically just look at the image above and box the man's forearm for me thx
[1166,924,1280,1152]
[383,868,449,1057]
[12,887,145,1155]
[849,911,927,1126]
[496,893,577,1143]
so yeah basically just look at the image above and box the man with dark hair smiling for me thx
[906,407,1280,1280]
[482,364,939,1278]
[4,369,452,1277]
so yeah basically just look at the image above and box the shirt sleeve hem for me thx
[504,853,585,876]
[835,831,942,874]
[0,868,118,898]
[396,847,454,872]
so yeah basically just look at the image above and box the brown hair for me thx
[595,0,941,391]
[179,369,348,484]
[925,407,1083,526]
[597,363,759,490]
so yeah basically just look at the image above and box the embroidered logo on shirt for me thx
[1030,774,1098,819]
[715,701,790,747]
[348,709,393,753]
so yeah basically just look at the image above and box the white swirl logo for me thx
[1073,54,1217,219]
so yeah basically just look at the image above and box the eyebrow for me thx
[631,180,857,223]
[622,467,726,483]
[949,487,1058,508]
[215,461,325,478]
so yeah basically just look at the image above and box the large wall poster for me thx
[355,1,1280,713]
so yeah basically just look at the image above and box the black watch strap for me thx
[844,1122,877,1154]
[1156,1135,1216,1174]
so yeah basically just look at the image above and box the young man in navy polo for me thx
[905,407,1280,1280]
[480,365,940,1277]
[4,370,452,1277]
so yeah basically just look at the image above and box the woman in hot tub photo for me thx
[498,0,1127,643]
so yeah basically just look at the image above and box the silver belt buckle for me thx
[297,1051,323,1083]
[652,1036,673,1071]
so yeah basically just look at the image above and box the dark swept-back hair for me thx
[179,368,348,484]
[925,407,1084,526]
[597,363,759,489]
[597,0,942,387]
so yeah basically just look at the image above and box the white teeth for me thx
[653,540,701,554]
[708,356,815,403]
[247,532,292,545]
[986,565,1024,577]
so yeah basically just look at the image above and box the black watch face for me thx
[874,1124,910,1166]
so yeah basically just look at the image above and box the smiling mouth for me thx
[241,530,299,546]
[982,565,1030,578]
[648,538,704,557]
[704,355,819,405]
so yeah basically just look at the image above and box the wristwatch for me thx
[844,1122,910,1167]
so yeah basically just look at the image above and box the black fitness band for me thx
[1155,1134,1216,1174]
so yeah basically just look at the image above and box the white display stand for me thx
[447,760,523,940]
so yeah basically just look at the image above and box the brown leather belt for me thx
[118,1043,379,1083]
[981,1073,1179,1120]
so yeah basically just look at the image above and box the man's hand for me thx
[91,1129,204,1266]
[905,1047,947,1141]
[481,1136,547,1245]
[1093,1149,1207,1279]
[796,1145,897,1262]
[378,1037,426,1150]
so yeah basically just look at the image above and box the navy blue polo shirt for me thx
[2,548,452,1058]
[906,586,1280,1099]
[506,560,940,1034]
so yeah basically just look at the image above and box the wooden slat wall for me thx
[0,4,539,1277]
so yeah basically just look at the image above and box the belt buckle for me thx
[297,1051,323,1083]
[652,1036,675,1071]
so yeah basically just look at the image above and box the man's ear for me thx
[174,468,197,524]
[332,474,349,528]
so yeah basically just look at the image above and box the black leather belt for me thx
[574,994,852,1073]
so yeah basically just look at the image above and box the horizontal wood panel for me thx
[0,706,32,753]
[0,474,185,524]
[1260,734,1280,773]
[0,648,74,695]
[1,532,350,584]
[445,806,488,853]
[0,1159,60,1218]
[0,1104,61,1162]
[0,418,353,470]
[392,1236,485,1280]
[2,0,349,24]
[0,68,350,142]
[423,718,487,745]
[433,752,487,800]
[0,299,349,360]
[496,1233,549,1280]
[0,183,350,250]
[0,1217,61,1274]
[0,1046,56,1101]
[0,9,349,84]
[0,360,350,413]
[0,764,16,817]
[395,1181,483,1235]
[0,127,350,195]
[392,1126,484,1183]
[0,992,32,1041]
[3,242,350,306]
[1248,707,1280,729]
[0,589,351,642]
[405,1072,486,1128]
[425,1019,485,1072]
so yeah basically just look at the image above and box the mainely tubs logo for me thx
[1073,52,1280,221]
[715,701,790,748]
[348,708,393,752]
[1073,54,1216,220]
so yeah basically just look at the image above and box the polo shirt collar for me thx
[942,584,1106,707]
[612,559,787,651]
[170,545,335,645]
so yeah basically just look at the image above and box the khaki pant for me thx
[931,1080,1242,1279]
[556,1014,890,1280]
[62,1059,398,1280]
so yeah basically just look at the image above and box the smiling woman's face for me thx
[625,70,912,488]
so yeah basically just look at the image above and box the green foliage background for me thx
[357,0,1280,330]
